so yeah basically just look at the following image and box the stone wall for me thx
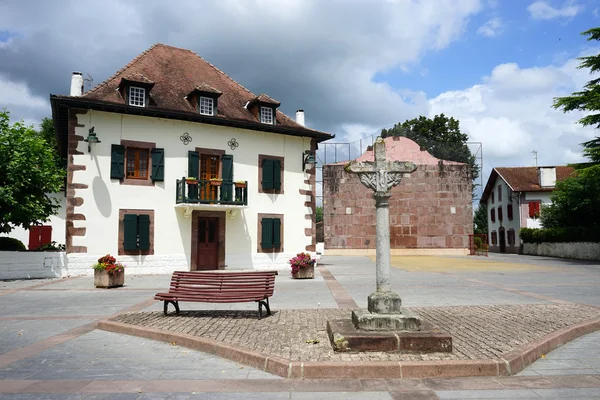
[0,251,67,280]
[523,242,600,261]
[323,163,473,250]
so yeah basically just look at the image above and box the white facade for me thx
[485,173,556,253]
[64,110,315,275]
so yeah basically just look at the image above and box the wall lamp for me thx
[302,150,316,171]
[84,127,101,153]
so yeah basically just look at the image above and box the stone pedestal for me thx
[352,308,421,331]
[292,265,314,279]
[327,318,452,353]
[367,290,402,314]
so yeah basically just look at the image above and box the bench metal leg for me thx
[163,300,180,316]
[257,298,271,320]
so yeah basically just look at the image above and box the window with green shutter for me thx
[121,211,153,254]
[111,145,125,179]
[260,156,283,192]
[123,214,138,250]
[260,217,282,250]
[151,148,165,182]
[188,151,199,179]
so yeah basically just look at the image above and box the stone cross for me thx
[348,137,417,314]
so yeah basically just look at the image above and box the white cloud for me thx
[0,0,482,134]
[0,76,49,126]
[527,1,582,20]
[477,17,503,37]
[429,51,598,178]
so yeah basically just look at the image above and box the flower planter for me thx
[234,182,247,188]
[210,180,222,187]
[185,179,198,185]
[94,269,124,288]
[292,265,314,279]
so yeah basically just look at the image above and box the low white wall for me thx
[65,254,189,276]
[523,242,600,261]
[0,251,67,280]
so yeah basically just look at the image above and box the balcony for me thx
[176,178,248,206]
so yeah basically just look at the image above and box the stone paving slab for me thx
[110,304,600,362]
[103,304,600,379]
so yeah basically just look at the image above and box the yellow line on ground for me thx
[368,256,561,272]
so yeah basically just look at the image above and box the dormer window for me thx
[128,86,146,107]
[260,106,274,124]
[199,96,214,116]
[119,74,154,108]
[187,84,221,117]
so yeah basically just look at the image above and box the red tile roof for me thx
[480,166,576,203]
[53,43,330,139]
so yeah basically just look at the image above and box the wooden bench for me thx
[154,270,278,319]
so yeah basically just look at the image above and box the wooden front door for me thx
[197,217,219,270]
[499,227,506,253]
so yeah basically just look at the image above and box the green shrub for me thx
[0,237,26,251]
[520,227,600,244]
[473,236,483,249]
[35,241,66,252]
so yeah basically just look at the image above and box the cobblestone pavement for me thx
[112,303,600,362]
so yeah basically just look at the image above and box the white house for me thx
[46,43,332,275]
[480,166,574,253]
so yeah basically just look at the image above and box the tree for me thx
[0,110,66,233]
[540,165,600,228]
[543,27,600,228]
[473,203,488,234]
[315,206,323,223]
[38,117,66,169]
[381,114,479,184]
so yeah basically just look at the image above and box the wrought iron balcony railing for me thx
[176,178,248,205]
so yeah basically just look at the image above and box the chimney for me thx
[296,109,305,126]
[538,167,557,187]
[70,72,84,96]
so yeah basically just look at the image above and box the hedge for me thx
[520,227,600,244]
[0,237,26,251]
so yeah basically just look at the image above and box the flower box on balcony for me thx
[210,179,223,187]
[185,178,198,185]
[234,181,247,188]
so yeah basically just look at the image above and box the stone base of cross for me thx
[347,136,421,331]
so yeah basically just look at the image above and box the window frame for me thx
[126,147,150,180]
[199,96,214,116]
[491,231,498,245]
[128,86,146,107]
[498,206,503,222]
[257,213,283,253]
[507,204,513,221]
[118,209,154,256]
[260,106,274,124]
[258,154,284,194]
[497,185,502,202]
[490,207,496,223]
[120,140,156,186]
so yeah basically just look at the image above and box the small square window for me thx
[199,97,214,116]
[128,86,146,107]
[260,106,273,124]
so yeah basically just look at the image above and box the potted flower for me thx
[234,180,247,188]
[93,254,125,288]
[290,252,316,279]
[185,177,198,185]
[210,177,223,186]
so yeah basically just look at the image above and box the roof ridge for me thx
[84,43,161,96]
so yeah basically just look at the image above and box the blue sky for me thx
[377,0,599,97]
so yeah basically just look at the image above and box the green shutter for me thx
[123,214,138,250]
[273,218,281,248]
[262,159,274,190]
[261,218,273,248]
[188,151,199,179]
[151,148,165,182]
[138,214,151,250]
[110,145,125,180]
[272,160,281,190]
[221,154,233,202]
